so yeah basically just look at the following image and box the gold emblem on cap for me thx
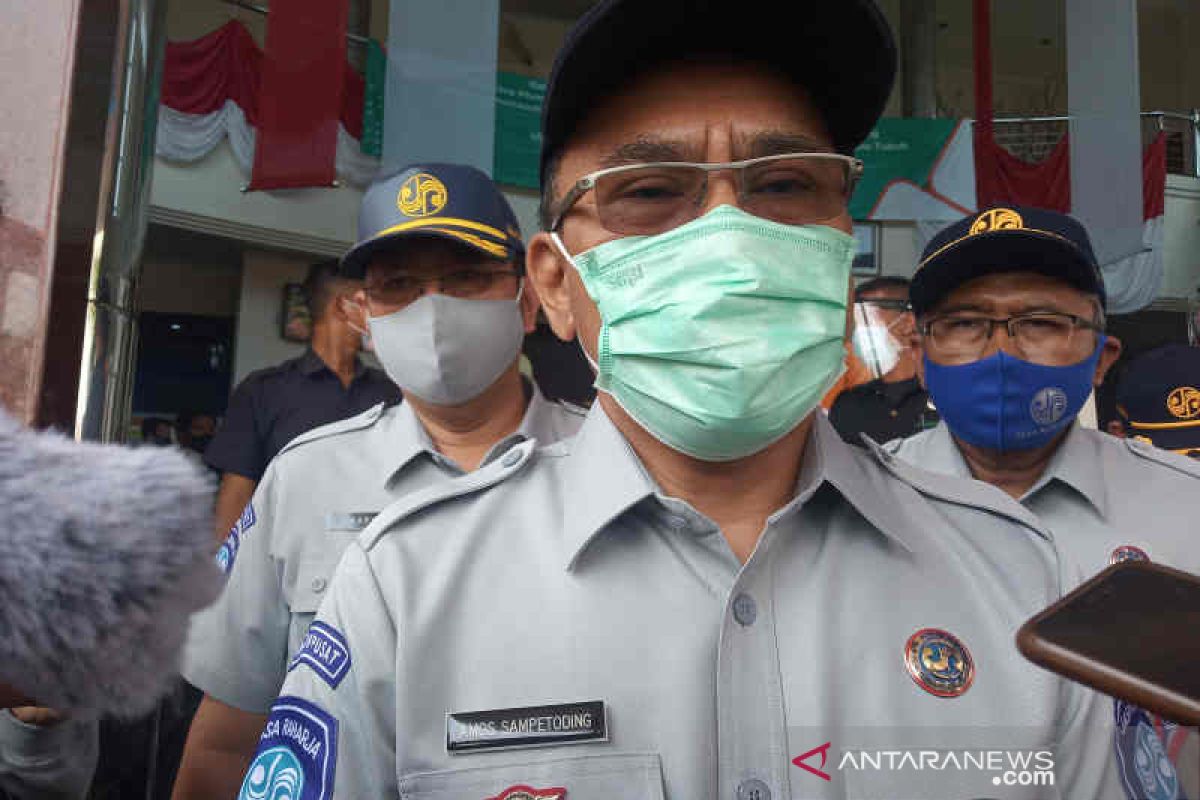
[1167,386,1200,420]
[397,172,448,218]
[970,208,1024,236]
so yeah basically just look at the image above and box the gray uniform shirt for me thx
[889,421,1200,800]
[887,422,1200,584]
[259,407,1122,800]
[181,384,585,714]
[0,713,97,800]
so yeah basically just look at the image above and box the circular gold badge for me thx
[970,208,1024,235]
[904,628,975,698]
[1167,386,1200,420]
[397,172,448,218]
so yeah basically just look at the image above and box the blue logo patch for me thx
[239,696,337,800]
[239,502,257,533]
[216,526,241,575]
[1114,700,1185,800]
[289,622,352,689]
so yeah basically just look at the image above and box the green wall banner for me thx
[850,118,958,219]
[493,72,546,189]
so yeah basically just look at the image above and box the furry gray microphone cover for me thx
[0,407,219,717]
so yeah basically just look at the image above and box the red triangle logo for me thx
[792,741,833,781]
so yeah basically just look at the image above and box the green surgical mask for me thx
[553,204,854,461]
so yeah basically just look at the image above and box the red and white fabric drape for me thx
[155,21,380,187]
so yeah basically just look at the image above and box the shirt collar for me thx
[1023,423,1111,518]
[382,378,550,487]
[297,349,366,379]
[560,407,917,570]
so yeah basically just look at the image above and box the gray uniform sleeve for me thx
[238,542,397,800]
[180,461,289,713]
[0,714,97,800]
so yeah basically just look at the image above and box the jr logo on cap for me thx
[1167,386,1200,420]
[398,172,448,218]
[970,208,1024,235]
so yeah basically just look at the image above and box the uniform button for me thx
[311,577,327,593]
[732,593,758,626]
[501,449,523,467]
[666,514,688,530]
[736,778,771,800]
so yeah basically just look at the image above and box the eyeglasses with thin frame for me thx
[364,268,521,308]
[548,152,864,235]
[920,312,1103,365]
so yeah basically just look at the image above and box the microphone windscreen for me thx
[0,408,220,717]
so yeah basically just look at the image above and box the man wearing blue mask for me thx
[253,5,1124,799]
[890,205,1200,800]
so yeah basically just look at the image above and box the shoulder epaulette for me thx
[276,402,388,457]
[1124,437,1200,479]
[359,439,538,550]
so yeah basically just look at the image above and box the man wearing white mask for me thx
[170,163,585,800]
[829,276,938,444]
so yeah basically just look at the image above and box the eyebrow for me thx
[739,131,833,158]
[933,302,1072,316]
[597,138,697,168]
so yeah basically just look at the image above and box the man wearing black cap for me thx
[1113,343,1200,459]
[890,206,1200,800]
[171,164,585,800]
[259,7,1120,799]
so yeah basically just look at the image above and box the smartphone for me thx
[1016,560,1200,726]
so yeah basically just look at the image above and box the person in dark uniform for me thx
[1113,343,1200,458]
[203,259,401,541]
[829,276,937,444]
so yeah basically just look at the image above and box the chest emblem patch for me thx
[904,628,975,698]
[486,787,566,800]
[1110,545,1150,565]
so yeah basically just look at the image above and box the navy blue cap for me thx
[539,0,897,185]
[341,163,523,279]
[911,206,1106,317]
[1117,344,1200,454]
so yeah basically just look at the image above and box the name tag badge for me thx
[446,701,607,754]
[324,512,379,532]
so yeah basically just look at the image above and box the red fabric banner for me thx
[1143,131,1166,219]
[973,0,1070,212]
[160,21,365,139]
[249,0,351,190]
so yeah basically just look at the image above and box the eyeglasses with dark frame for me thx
[920,311,1103,364]
[364,268,521,308]
[548,152,864,235]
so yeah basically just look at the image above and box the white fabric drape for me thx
[155,100,381,188]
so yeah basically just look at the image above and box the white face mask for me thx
[366,292,525,405]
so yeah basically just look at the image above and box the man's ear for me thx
[336,289,369,331]
[526,232,576,341]
[1094,334,1124,387]
[517,268,541,334]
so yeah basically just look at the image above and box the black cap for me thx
[1117,344,1200,454]
[539,0,897,184]
[341,163,523,279]
[910,206,1106,317]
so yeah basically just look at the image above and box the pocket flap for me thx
[289,531,358,613]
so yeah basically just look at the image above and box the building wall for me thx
[0,0,82,421]
[231,248,311,386]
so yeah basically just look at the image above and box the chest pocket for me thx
[290,530,361,614]
[399,753,664,800]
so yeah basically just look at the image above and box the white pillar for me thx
[1066,0,1144,265]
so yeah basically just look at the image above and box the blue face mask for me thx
[923,340,1105,452]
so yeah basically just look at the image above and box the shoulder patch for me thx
[1113,700,1182,800]
[360,439,538,551]
[239,696,338,800]
[277,402,387,457]
[1125,437,1200,479]
[215,525,240,575]
[289,622,352,688]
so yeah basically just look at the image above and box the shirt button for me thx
[311,577,327,593]
[501,449,523,467]
[666,514,688,530]
[732,593,758,626]
[736,778,771,800]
